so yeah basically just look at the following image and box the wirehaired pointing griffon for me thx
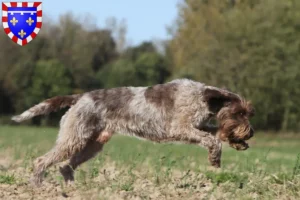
[12,79,255,186]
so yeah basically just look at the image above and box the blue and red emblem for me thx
[2,2,42,46]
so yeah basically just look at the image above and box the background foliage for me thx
[1,0,299,131]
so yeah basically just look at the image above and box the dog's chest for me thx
[193,111,213,129]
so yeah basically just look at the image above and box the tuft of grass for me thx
[0,174,16,184]
[120,181,134,191]
[271,174,291,185]
[205,171,248,184]
[89,166,100,179]
[292,153,300,178]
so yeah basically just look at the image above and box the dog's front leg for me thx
[171,127,222,167]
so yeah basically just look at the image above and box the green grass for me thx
[0,125,299,199]
[0,174,16,184]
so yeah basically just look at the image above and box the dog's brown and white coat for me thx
[12,79,255,185]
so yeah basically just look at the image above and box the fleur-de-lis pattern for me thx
[2,2,42,46]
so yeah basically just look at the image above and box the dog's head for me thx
[203,87,255,148]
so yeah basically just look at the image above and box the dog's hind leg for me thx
[59,131,113,183]
[59,141,103,183]
[31,133,89,186]
[31,109,94,186]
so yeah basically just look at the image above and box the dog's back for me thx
[74,81,181,141]
[12,79,206,141]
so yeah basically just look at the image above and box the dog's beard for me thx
[217,121,252,151]
[232,124,252,140]
[217,118,239,141]
[229,139,249,150]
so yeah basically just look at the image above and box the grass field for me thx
[0,125,299,200]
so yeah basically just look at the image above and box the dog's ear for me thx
[203,87,239,112]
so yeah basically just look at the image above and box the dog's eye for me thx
[239,112,244,116]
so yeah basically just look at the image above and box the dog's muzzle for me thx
[244,127,254,140]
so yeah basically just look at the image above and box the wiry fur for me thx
[12,94,83,122]
[12,79,255,186]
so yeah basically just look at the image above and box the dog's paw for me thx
[59,166,75,183]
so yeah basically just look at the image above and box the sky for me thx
[39,0,179,45]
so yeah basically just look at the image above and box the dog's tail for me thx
[11,94,83,122]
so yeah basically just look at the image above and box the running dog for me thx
[12,79,255,185]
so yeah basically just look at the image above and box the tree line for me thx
[1,0,299,132]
